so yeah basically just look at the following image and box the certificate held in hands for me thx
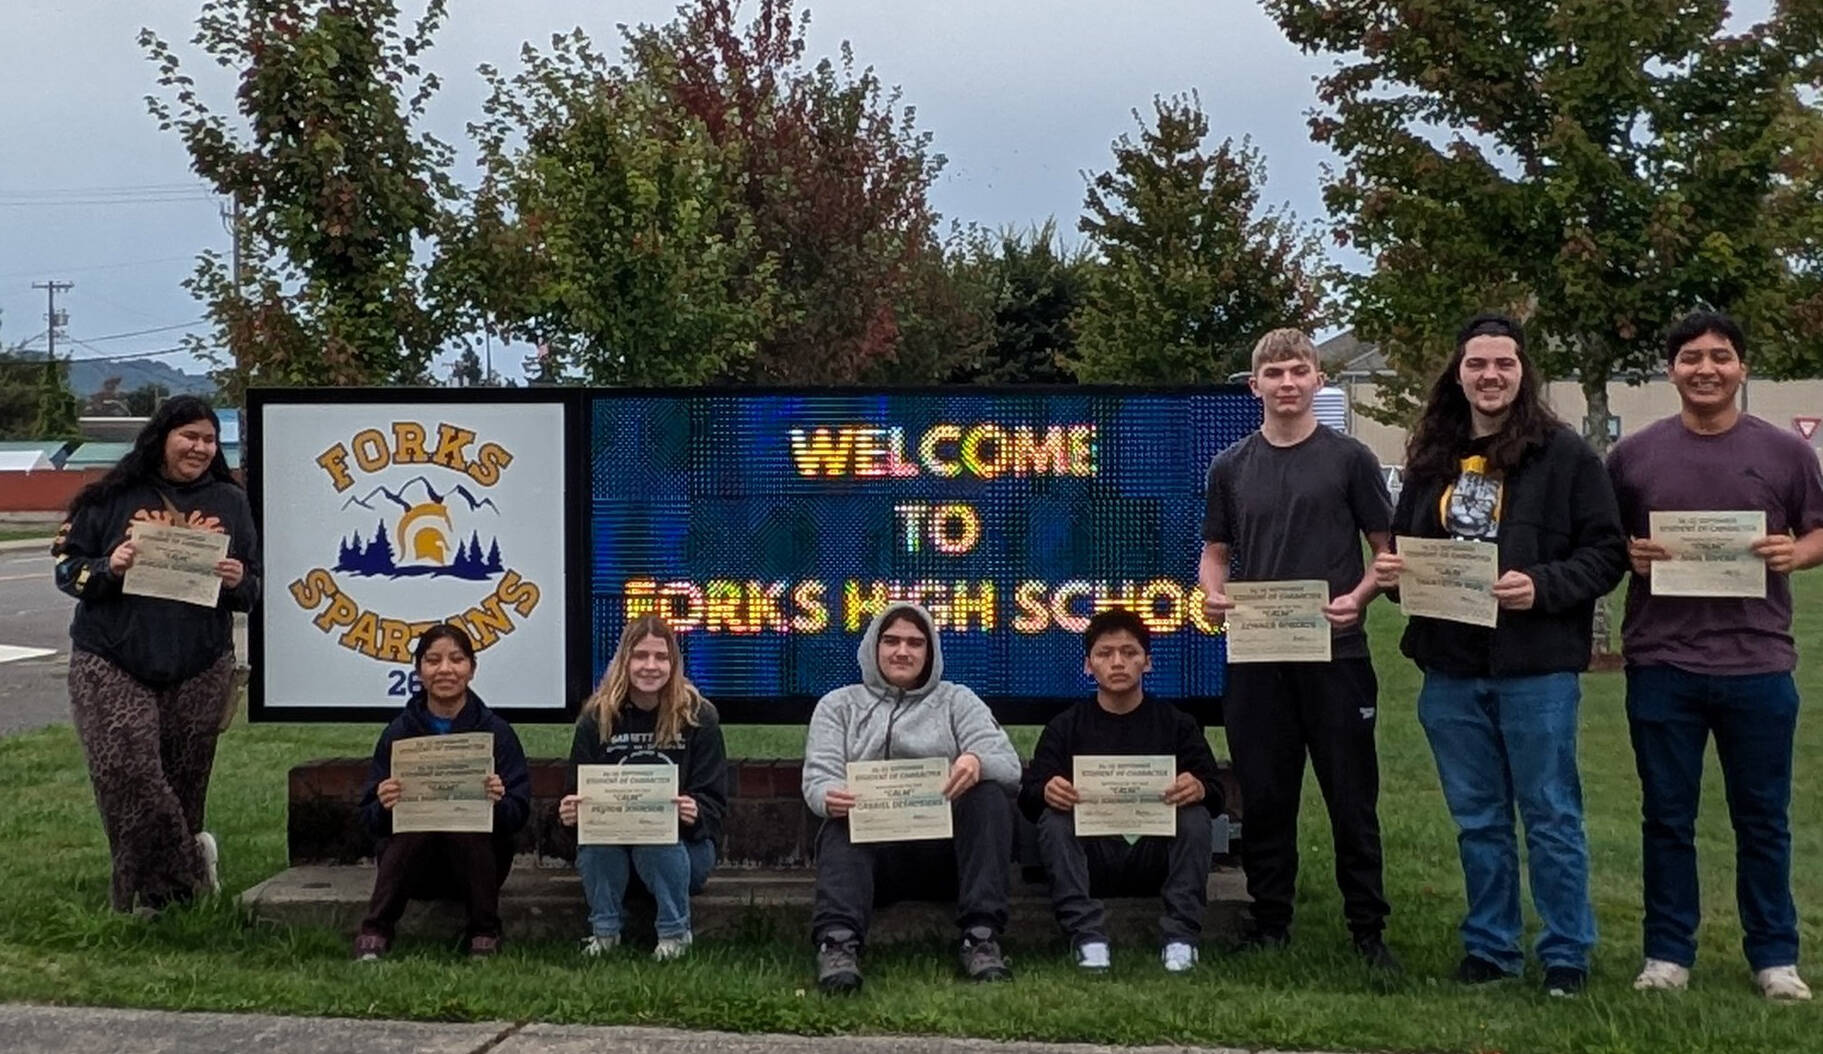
[1397,536,1499,628]
[122,522,230,608]
[1649,510,1766,598]
[846,757,952,844]
[577,764,679,846]
[1226,580,1331,663]
[391,732,494,834]
[1072,755,1175,838]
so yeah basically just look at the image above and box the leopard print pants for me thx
[68,649,235,913]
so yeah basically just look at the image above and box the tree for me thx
[0,343,81,442]
[940,221,1094,384]
[141,0,459,397]
[1070,94,1333,383]
[1265,0,1823,444]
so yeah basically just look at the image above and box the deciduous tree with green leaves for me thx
[141,0,459,396]
[1265,0,1823,444]
[1070,93,1333,384]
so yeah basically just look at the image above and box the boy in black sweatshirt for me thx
[1019,609,1223,973]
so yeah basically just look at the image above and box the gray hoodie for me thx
[800,603,1022,818]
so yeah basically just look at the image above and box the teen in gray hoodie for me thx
[802,602,1021,993]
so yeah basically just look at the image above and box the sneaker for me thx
[816,929,863,995]
[467,934,500,958]
[1354,934,1402,974]
[195,832,220,894]
[653,932,693,962]
[1756,965,1813,1002]
[1161,941,1198,974]
[1454,955,1516,985]
[1545,965,1587,997]
[1239,923,1290,951]
[1073,940,1111,972]
[960,926,1012,983]
[1632,958,1690,991]
[352,933,388,962]
[580,934,619,957]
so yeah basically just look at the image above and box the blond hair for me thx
[582,614,706,747]
[1250,328,1321,374]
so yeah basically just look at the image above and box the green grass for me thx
[0,525,55,543]
[1,593,1820,1053]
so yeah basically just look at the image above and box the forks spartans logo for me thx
[286,421,542,663]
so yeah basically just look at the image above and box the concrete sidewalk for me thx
[0,1004,1331,1054]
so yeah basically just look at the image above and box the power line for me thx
[70,320,206,343]
[0,256,200,282]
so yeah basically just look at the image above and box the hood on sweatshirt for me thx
[857,602,945,699]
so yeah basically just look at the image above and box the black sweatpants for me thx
[1035,804,1213,946]
[810,782,1013,945]
[359,831,516,941]
[1224,657,1388,938]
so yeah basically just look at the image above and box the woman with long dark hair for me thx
[51,395,260,915]
[1374,315,1627,996]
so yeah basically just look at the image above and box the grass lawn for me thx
[0,525,55,543]
[1,591,1819,1052]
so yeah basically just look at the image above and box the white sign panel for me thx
[260,401,567,711]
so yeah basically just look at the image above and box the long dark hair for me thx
[67,396,238,517]
[1404,315,1560,485]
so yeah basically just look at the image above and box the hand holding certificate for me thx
[1648,510,1767,598]
[391,732,495,833]
[1072,755,1175,838]
[1396,537,1499,628]
[121,522,230,608]
[1226,580,1332,663]
[577,764,679,845]
[846,757,952,843]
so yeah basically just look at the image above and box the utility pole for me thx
[32,280,72,360]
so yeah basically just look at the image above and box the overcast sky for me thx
[0,1,1775,383]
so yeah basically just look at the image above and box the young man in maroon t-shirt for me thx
[1607,311,1823,1001]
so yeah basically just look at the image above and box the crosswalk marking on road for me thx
[0,645,57,665]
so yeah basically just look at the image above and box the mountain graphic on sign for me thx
[341,475,500,515]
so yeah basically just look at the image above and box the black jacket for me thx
[358,690,532,839]
[1393,425,1627,677]
[53,475,260,687]
[1018,695,1225,823]
[564,701,729,846]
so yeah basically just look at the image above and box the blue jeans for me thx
[1626,665,1800,971]
[1417,671,1595,972]
[575,839,716,939]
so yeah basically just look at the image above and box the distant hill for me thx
[6,350,215,398]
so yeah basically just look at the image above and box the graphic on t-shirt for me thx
[1441,454,1502,540]
[606,729,673,765]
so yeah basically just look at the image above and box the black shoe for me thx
[816,929,863,995]
[1240,924,1291,950]
[1544,965,1587,997]
[960,926,1012,983]
[1454,954,1516,985]
[1354,934,1402,973]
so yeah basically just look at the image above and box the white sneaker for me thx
[1756,965,1812,1001]
[1161,941,1198,974]
[1074,940,1111,971]
[195,832,220,894]
[580,934,619,957]
[653,932,693,961]
[1633,958,1690,991]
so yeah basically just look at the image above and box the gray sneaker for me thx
[816,929,863,995]
[960,926,1012,983]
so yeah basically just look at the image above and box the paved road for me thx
[0,1005,1280,1054]
[0,542,74,736]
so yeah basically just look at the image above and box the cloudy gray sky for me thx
[0,1,1774,383]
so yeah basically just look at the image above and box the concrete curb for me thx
[0,537,54,553]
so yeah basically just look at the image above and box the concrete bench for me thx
[242,758,1248,946]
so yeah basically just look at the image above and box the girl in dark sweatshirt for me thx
[52,397,260,915]
[558,614,727,961]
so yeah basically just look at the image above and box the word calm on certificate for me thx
[390,732,494,834]
[1072,755,1175,838]
[1226,580,1331,663]
[1650,510,1766,598]
[122,522,229,608]
[577,764,679,846]
[1397,536,1499,628]
[845,757,952,843]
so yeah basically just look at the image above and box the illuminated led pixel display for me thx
[589,391,1260,716]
